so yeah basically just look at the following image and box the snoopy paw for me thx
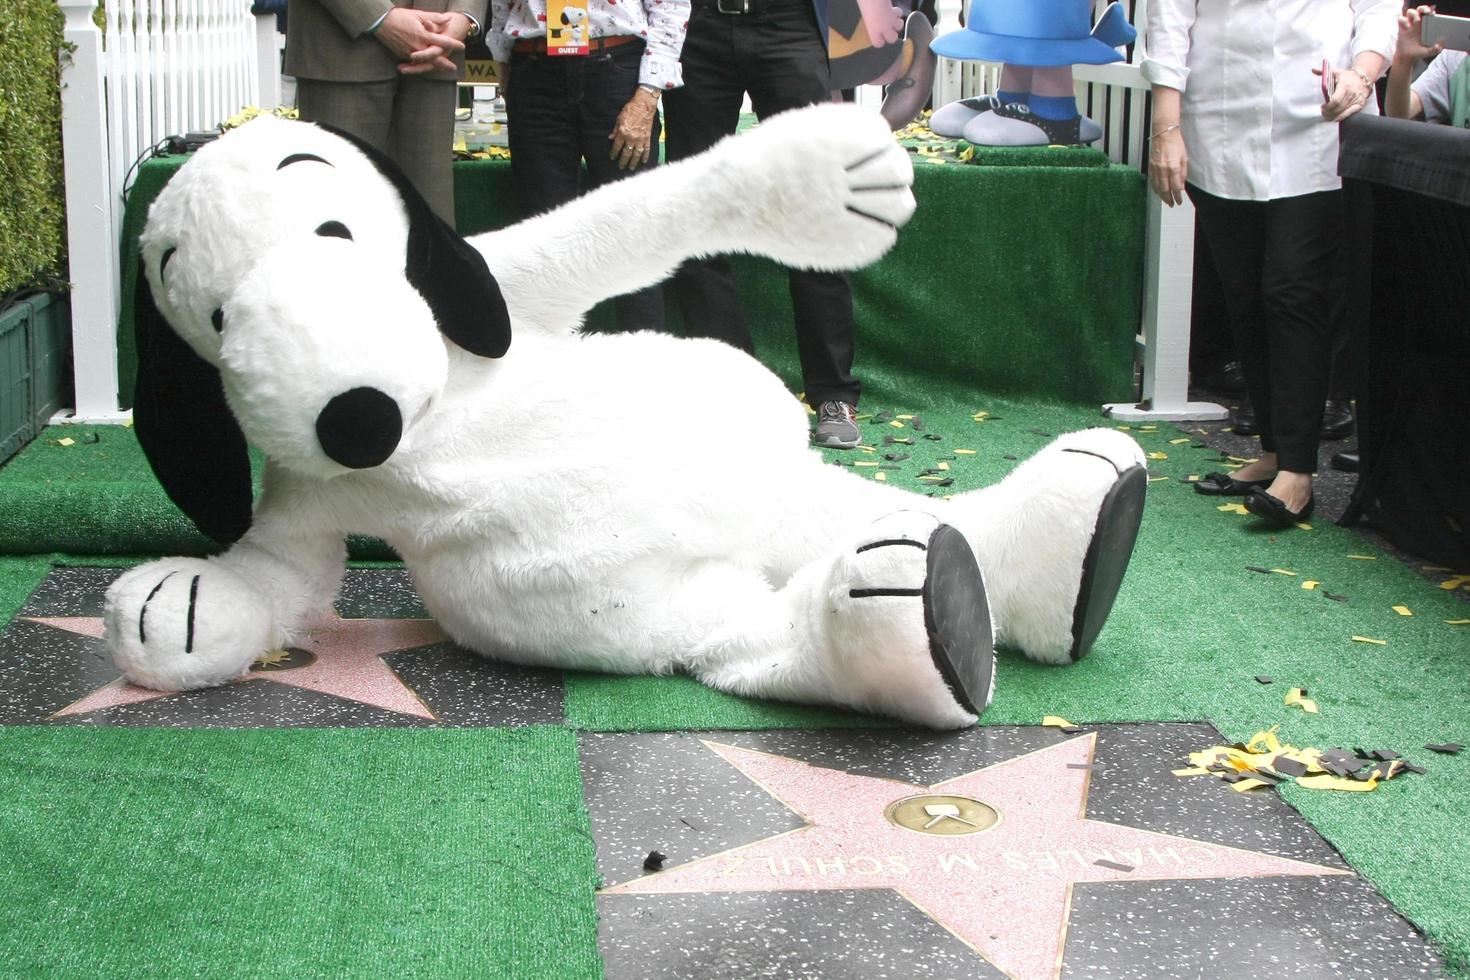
[103,558,277,691]
[826,511,994,728]
[723,103,916,270]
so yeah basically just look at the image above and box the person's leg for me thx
[388,75,459,225]
[578,42,665,331]
[504,52,585,218]
[1186,183,1279,484]
[1252,189,1345,512]
[743,0,862,415]
[663,7,754,350]
[296,76,396,158]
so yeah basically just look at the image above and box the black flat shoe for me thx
[1229,403,1258,437]
[1193,471,1274,496]
[1320,400,1355,441]
[1331,451,1359,473]
[1244,490,1315,528]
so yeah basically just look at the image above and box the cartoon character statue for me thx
[930,0,1136,146]
[828,0,939,129]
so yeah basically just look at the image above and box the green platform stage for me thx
[117,144,1145,412]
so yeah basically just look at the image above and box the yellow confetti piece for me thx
[1169,438,1191,445]
[1347,554,1377,561]
[1439,577,1470,591]
[874,471,887,482]
[1140,425,1158,431]
[1227,455,1258,464]
[1270,568,1297,577]
[1186,474,1200,482]
[1042,715,1078,729]
[1302,580,1320,590]
[1393,605,1413,617]
[896,414,914,420]
[1147,476,1170,484]
[1295,522,1313,531]
[953,448,977,455]
[1218,503,1249,515]
[1114,424,1132,431]
[1245,727,1282,755]
[1231,778,1271,792]
[853,461,879,467]
[1285,688,1320,714]
[1297,774,1379,792]
[1351,635,1387,646]
[1172,767,1210,777]
[889,420,905,428]
[936,461,949,471]
[57,437,75,447]
[857,445,877,454]
[1146,451,1169,461]
[1422,565,1452,573]
[1447,619,1470,625]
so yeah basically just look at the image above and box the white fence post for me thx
[255,12,282,109]
[58,0,125,423]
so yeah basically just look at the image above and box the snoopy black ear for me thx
[315,122,512,359]
[131,261,254,545]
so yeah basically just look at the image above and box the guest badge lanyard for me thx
[547,0,591,55]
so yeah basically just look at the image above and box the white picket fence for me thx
[57,0,280,421]
[55,0,1212,422]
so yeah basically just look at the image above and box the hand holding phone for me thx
[1422,12,1470,53]
[1320,58,1335,102]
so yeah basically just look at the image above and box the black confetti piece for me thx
[1245,566,1271,574]
[1094,859,1134,873]
[911,416,925,431]
[1255,675,1274,684]
[1425,743,1463,755]
[1403,762,1429,775]
[643,850,667,872]
[1272,757,1309,778]
[1002,453,1018,461]
[873,410,894,423]
[1029,429,1052,437]
[923,433,942,441]
[1368,749,1401,761]
[1322,591,1349,602]
[884,452,910,462]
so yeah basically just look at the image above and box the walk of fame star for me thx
[23,614,445,719]
[602,735,1348,980]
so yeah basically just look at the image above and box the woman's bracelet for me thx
[1351,67,1374,89]
[1150,123,1181,140]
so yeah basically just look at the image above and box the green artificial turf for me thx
[0,726,602,979]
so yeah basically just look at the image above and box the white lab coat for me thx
[1141,0,1398,201]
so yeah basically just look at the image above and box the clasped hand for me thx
[374,8,471,75]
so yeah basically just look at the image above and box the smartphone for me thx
[1320,58,1335,101]
[1422,12,1470,53]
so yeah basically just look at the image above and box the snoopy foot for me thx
[827,511,994,728]
[103,558,278,691]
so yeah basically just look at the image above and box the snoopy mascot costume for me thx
[106,104,1147,729]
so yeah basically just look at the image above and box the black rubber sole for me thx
[1069,464,1148,660]
[921,523,996,716]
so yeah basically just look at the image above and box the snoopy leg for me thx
[945,428,1147,664]
[675,511,992,729]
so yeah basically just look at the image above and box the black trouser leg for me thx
[1188,185,1340,473]
[506,45,663,330]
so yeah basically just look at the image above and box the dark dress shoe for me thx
[1193,471,1273,496]
[1320,400,1355,440]
[1195,360,1247,395]
[1331,451,1359,473]
[1228,402,1258,436]
[1244,490,1314,528]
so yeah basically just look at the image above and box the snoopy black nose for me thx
[315,387,403,469]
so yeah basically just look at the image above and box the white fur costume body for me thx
[106,105,1145,728]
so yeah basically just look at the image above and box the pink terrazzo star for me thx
[603,736,1349,979]
[27,614,446,719]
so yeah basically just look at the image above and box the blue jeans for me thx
[506,41,664,331]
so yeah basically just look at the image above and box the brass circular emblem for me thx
[885,794,1000,836]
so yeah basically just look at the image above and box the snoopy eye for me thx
[316,221,353,240]
[211,309,224,334]
[277,153,333,170]
[159,246,177,281]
